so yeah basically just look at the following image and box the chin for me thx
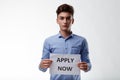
[60,26,70,31]
[62,29,69,32]
[61,28,68,31]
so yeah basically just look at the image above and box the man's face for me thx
[57,12,74,32]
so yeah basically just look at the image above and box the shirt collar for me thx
[57,32,74,39]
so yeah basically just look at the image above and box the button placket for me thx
[64,39,68,53]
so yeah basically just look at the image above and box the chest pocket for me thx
[71,46,81,54]
[51,46,64,53]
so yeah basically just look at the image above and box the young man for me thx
[39,4,91,80]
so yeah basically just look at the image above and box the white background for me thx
[0,0,120,80]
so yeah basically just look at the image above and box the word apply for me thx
[56,58,74,63]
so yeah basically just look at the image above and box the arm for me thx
[78,39,91,72]
[39,39,52,72]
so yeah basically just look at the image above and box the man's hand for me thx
[77,62,88,72]
[39,59,53,68]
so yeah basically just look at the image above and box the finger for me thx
[80,65,88,71]
[77,62,87,70]
[77,63,81,67]
[78,62,88,67]
[43,61,50,64]
[42,63,51,68]
[80,65,87,68]
[77,62,86,66]
[43,64,49,66]
[80,62,87,64]
[43,59,52,61]
[42,60,52,64]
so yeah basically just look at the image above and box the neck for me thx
[60,30,72,38]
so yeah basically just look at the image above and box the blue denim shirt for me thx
[40,33,91,80]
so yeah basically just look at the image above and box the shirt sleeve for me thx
[39,39,51,72]
[42,39,51,59]
[80,38,92,71]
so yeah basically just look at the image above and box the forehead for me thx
[57,12,72,17]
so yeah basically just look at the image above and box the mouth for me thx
[63,25,68,27]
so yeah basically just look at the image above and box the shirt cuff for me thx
[85,63,92,72]
[39,67,47,72]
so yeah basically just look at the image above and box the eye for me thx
[59,17,64,20]
[66,16,71,20]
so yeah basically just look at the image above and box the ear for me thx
[56,18,59,24]
[72,18,74,24]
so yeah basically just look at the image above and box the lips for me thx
[63,25,68,27]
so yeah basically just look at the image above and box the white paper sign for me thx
[50,54,80,75]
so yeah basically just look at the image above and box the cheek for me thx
[57,21,62,25]
[56,19,59,24]
[57,20,60,24]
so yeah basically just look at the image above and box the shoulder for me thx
[73,34,88,47]
[73,34,86,41]
[44,34,58,43]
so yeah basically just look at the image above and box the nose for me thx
[63,18,67,24]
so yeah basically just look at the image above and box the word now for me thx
[58,66,73,71]
[57,58,74,63]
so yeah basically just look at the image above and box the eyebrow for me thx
[59,16,71,18]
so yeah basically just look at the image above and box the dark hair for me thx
[56,4,74,16]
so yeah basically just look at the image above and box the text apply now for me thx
[50,54,80,75]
